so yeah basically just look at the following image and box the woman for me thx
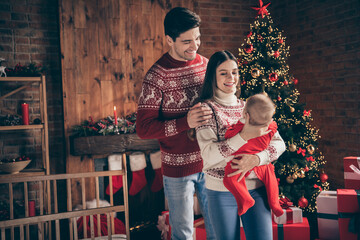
[195,50,286,240]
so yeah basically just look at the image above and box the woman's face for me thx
[216,60,239,94]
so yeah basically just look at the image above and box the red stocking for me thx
[106,154,123,195]
[129,152,147,196]
[150,151,163,192]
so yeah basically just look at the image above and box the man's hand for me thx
[187,102,213,128]
[227,154,260,181]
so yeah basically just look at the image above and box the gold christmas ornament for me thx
[307,144,315,155]
[251,68,261,78]
[290,107,295,112]
[286,176,294,184]
[289,144,297,152]
[292,173,298,179]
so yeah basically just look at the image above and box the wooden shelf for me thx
[0,76,50,175]
[71,133,159,156]
[0,168,46,180]
[0,77,42,82]
[0,124,43,131]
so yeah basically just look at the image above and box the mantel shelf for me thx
[0,77,41,82]
[70,133,160,156]
[0,124,43,131]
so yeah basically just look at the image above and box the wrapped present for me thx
[241,217,310,240]
[273,207,303,224]
[337,189,360,240]
[157,211,207,240]
[344,156,360,189]
[317,190,340,240]
[273,198,302,224]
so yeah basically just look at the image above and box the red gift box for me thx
[158,211,206,240]
[344,157,360,189]
[337,189,360,240]
[241,217,310,240]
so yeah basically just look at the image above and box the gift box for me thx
[157,211,206,240]
[241,217,310,240]
[317,190,340,240]
[343,156,360,189]
[273,207,303,224]
[337,189,360,240]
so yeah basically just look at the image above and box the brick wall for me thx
[0,0,64,174]
[271,0,360,189]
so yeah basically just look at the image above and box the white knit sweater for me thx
[196,89,286,192]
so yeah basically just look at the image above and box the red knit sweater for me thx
[136,53,208,177]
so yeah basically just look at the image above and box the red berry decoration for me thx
[278,39,284,44]
[269,72,278,82]
[293,78,298,85]
[320,172,328,183]
[277,96,282,101]
[245,44,254,53]
[298,196,308,208]
[304,166,309,172]
[273,51,280,58]
[283,80,288,85]
[247,31,253,38]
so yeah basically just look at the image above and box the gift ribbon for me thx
[317,212,338,220]
[277,224,284,240]
[285,208,293,224]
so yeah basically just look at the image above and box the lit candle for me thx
[21,103,29,125]
[113,106,118,125]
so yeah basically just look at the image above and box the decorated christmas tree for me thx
[238,0,329,213]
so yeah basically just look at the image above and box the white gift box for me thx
[316,190,340,240]
[273,207,303,224]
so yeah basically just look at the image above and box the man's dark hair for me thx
[164,7,201,41]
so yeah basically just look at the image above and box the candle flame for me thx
[114,106,116,111]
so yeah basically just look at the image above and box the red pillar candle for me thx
[28,200,35,217]
[21,103,29,125]
[113,106,118,125]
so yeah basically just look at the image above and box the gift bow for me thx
[280,197,293,209]
[349,157,360,175]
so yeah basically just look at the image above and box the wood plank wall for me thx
[59,0,195,204]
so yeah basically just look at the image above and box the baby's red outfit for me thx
[223,121,283,217]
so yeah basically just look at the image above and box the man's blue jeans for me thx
[163,172,215,240]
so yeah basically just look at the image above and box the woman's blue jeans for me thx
[206,186,272,240]
[163,173,215,240]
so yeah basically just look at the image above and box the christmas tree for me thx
[238,0,329,213]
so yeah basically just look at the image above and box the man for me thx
[136,7,215,240]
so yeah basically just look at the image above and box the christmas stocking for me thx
[106,154,123,195]
[129,152,147,196]
[150,151,163,192]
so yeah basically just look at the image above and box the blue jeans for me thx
[206,187,272,240]
[163,173,215,240]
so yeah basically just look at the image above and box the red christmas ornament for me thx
[277,96,282,101]
[241,81,246,85]
[269,72,278,82]
[283,80,288,85]
[278,39,284,44]
[273,51,280,58]
[320,172,328,183]
[245,44,254,53]
[304,166,309,172]
[298,196,308,208]
[293,78,298,85]
[247,31,253,38]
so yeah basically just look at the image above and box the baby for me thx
[223,93,283,217]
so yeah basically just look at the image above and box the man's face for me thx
[167,27,201,61]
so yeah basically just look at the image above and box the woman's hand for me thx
[239,113,271,141]
[227,154,260,181]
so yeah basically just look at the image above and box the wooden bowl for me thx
[0,160,31,174]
